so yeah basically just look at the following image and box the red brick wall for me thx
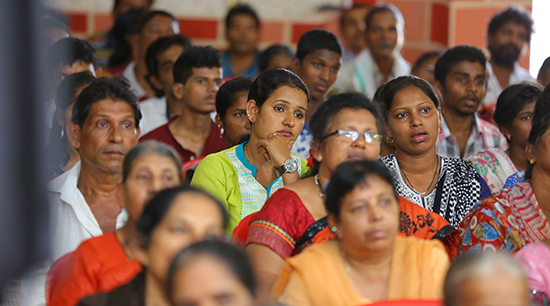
[62,0,533,68]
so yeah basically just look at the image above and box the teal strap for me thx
[354,65,367,94]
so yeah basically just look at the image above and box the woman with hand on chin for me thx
[378,76,490,228]
[245,92,454,300]
[191,69,310,233]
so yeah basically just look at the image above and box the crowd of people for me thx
[12,1,550,306]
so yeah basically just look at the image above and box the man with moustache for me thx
[434,45,507,159]
[49,77,141,261]
[140,46,225,163]
[339,4,370,64]
[333,4,410,99]
[483,8,535,111]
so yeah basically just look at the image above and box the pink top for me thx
[514,242,550,295]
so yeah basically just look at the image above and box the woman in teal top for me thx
[191,69,310,233]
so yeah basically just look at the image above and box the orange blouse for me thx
[48,233,142,306]
[272,236,450,306]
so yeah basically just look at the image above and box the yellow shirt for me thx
[272,236,449,306]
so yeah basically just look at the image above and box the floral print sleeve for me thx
[458,195,525,254]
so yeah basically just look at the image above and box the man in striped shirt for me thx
[434,45,507,159]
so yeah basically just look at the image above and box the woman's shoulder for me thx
[287,241,337,264]
[198,147,235,166]
[467,148,500,161]
[192,147,239,183]
[459,188,519,235]
[74,233,122,259]
[396,236,447,255]
[253,188,304,218]
[378,154,395,165]
[442,156,479,178]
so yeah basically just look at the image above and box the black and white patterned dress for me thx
[379,154,482,228]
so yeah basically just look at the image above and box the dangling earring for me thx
[219,126,224,138]
[60,128,64,137]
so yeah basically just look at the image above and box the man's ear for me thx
[434,79,444,96]
[246,99,258,123]
[135,126,141,142]
[67,122,81,150]
[129,33,140,51]
[291,57,301,74]
[172,83,184,100]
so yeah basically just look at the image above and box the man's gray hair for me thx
[444,252,527,306]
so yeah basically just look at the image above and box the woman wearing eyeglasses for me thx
[245,92,453,300]
[378,76,491,228]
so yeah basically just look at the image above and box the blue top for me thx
[222,50,261,78]
[503,170,526,189]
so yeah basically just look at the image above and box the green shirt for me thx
[191,142,309,233]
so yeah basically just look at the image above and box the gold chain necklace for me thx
[314,174,325,199]
[397,155,440,196]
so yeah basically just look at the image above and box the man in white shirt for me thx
[119,10,179,101]
[333,4,410,99]
[140,34,191,135]
[49,77,141,261]
[483,8,535,111]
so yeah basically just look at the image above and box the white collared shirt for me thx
[483,62,536,106]
[333,48,411,99]
[123,61,146,100]
[48,162,127,261]
[139,96,168,136]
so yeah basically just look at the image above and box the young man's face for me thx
[340,7,369,53]
[295,49,341,101]
[52,61,96,92]
[151,44,185,98]
[138,15,178,59]
[437,60,487,116]
[177,67,223,114]
[225,14,260,54]
[487,21,529,67]
[365,10,400,59]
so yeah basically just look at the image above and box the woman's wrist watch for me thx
[275,159,299,177]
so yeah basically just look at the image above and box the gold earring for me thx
[387,137,394,145]
[530,159,535,165]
